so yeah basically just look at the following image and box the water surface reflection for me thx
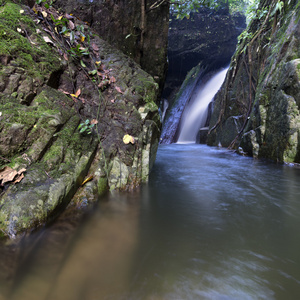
[0,144,300,299]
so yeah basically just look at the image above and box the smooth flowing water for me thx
[1,144,300,300]
[177,68,228,143]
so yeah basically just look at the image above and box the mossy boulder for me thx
[0,1,161,238]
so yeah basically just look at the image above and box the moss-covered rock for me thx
[208,0,300,163]
[0,0,161,238]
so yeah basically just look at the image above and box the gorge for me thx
[0,0,300,299]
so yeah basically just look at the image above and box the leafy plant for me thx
[36,0,54,9]
[68,44,89,58]
[78,119,95,135]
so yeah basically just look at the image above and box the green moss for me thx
[0,2,61,77]
[97,176,108,196]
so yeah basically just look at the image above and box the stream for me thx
[1,144,300,300]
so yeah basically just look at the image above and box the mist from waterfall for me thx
[177,67,228,143]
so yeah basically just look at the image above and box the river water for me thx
[1,144,300,300]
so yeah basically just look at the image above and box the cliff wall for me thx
[208,0,300,163]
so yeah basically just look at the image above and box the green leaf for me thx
[70,31,75,43]
[88,69,97,76]
[80,60,87,68]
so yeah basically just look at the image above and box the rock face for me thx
[160,8,245,144]
[0,1,160,238]
[163,8,245,100]
[208,0,300,163]
[53,0,169,94]
[160,64,206,144]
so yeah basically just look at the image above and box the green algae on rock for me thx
[0,1,161,238]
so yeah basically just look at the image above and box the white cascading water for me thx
[177,67,228,143]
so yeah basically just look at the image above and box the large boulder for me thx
[0,1,160,238]
[208,0,300,163]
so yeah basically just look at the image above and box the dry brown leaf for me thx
[18,168,26,175]
[75,88,81,97]
[68,20,75,30]
[0,167,18,186]
[115,86,124,94]
[110,99,115,103]
[14,173,24,184]
[90,119,98,125]
[58,89,70,95]
[110,76,116,83]
[91,43,99,52]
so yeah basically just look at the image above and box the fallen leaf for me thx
[42,11,47,18]
[58,89,70,95]
[110,76,116,83]
[115,86,124,94]
[14,173,24,184]
[18,168,26,175]
[0,166,26,186]
[95,60,101,65]
[43,36,54,45]
[0,167,18,185]
[75,88,81,97]
[17,28,22,33]
[20,9,24,14]
[63,53,69,61]
[81,175,93,186]
[80,35,85,42]
[123,134,135,145]
[68,20,75,30]
[110,99,115,103]
[90,119,98,125]
[91,43,99,52]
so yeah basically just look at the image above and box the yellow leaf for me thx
[70,94,77,98]
[42,11,47,18]
[81,35,85,42]
[123,134,135,145]
[95,61,101,65]
[81,176,93,186]
[58,16,63,20]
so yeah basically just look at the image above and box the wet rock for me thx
[208,0,300,163]
[0,1,161,238]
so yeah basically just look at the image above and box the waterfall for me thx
[177,68,228,143]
